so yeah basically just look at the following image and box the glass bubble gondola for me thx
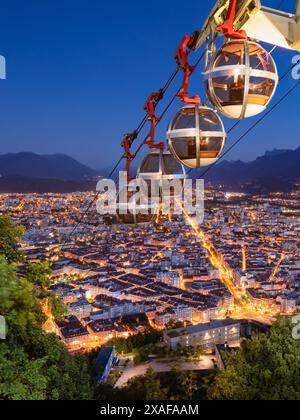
[167,105,226,168]
[138,150,187,198]
[204,40,279,119]
[115,188,157,226]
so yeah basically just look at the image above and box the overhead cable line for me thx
[190,74,300,180]
[63,48,208,243]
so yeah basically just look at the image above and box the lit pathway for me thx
[179,203,245,305]
[177,200,279,324]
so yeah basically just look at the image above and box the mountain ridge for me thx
[0,148,299,193]
[0,152,99,181]
[194,147,300,187]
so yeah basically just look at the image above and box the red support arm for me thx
[217,0,247,39]
[121,131,137,181]
[144,89,165,150]
[174,35,200,105]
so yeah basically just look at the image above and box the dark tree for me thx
[208,320,300,400]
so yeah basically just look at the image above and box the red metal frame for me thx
[174,35,200,105]
[121,88,165,181]
[217,0,247,39]
[120,32,203,180]
[121,131,137,181]
[144,89,165,150]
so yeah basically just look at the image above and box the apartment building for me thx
[164,319,241,351]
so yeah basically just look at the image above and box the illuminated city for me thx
[1,186,298,354]
[0,0,300,404]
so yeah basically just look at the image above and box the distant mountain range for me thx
[0,152,99,181]
[0,148,298,193]
[0,176,96,194]
[194,147,300,192]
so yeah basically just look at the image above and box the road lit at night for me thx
[179,201,281,325]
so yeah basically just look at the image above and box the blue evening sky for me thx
[0,0,299,170]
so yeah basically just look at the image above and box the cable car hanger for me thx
[217,0,247,39]
[133,30,204,175]
[122,89,166,182]
[121,130,137,181]
[120,28,217,181]
[65,0,300,235]
[144,89,165,150]
[119,0,300,182]
[174,32,201,105]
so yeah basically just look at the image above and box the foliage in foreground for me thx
[208,319,300,400]
[1,214,300,401]
[108,330,163,355]
[0,215,94,400]
[0,215,24,263]
[96,368,212,401]
[98,319,300,401]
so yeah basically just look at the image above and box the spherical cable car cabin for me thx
[138,150,187,198]
[167,105,227,168]
[204,40,279,119]
[116,188,157,226]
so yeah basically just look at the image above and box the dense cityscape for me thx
[1,186,299,384]
[1,0,300,404]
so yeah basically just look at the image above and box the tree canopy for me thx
[109,330,163,355]
[0,214,24,262]
[26,261,52,289]
[0,216,95,400]
[208,319,300,401]
[1,214,299,401]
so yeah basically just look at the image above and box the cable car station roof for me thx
[194,0,300,52]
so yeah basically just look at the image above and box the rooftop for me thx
[165,318,240,339]
[95,346,115,381]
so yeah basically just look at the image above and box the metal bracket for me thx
[121,131,137,180]
[144,90,165,150]
[174,34,201,105]
[217,0,247,38]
